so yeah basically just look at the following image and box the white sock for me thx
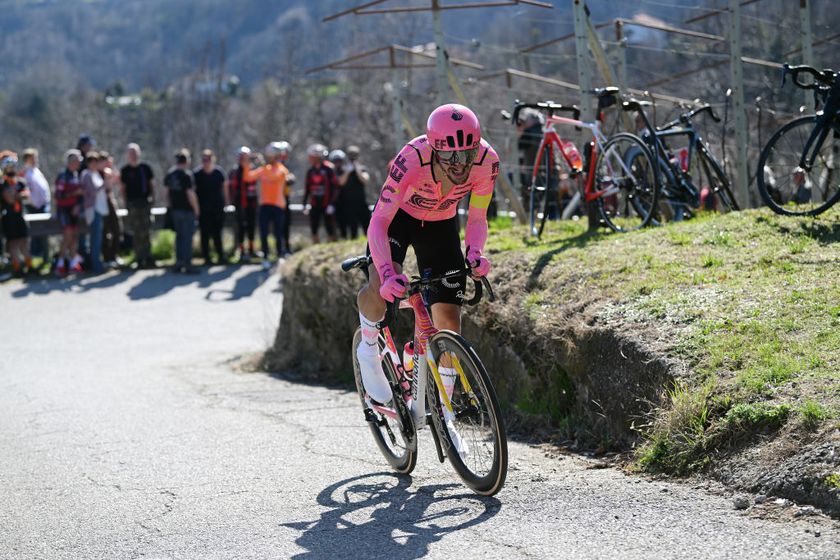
[358,312,381,355]
[70,254,82,267]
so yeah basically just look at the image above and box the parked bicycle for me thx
[625,96,739,220]
[757,63,840,216]
[342,255,508,496]
[506,88,660,237]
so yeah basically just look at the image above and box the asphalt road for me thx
[1,266,838,560]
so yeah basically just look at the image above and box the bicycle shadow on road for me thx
[526,230,604,289]
[281,472,501,560]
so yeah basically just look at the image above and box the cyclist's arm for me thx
[464,151,499,256]
[242,163,263,183]
[368,147,416,279]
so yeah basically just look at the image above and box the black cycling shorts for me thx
[368,209,466,306]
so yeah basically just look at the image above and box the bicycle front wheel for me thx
[757,115,840,216]
[351,328,417,474]
[427,330,508,496]
[595,132,659,232]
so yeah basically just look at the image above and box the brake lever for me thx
[481,276,496,302]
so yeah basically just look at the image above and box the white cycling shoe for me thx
[356,344,393,405]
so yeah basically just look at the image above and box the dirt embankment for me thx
[266,241,675,449]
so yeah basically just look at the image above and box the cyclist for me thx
[229,146,259,261]
[303,144,339,243]
[355,103,497,424]
[276,141,295,256]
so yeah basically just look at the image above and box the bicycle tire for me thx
[695,144,740,212]
[596,132,659,232]
[351,328,417,474]
[426,330,507,496]
[529,142,550,238]
[757,115,840,216]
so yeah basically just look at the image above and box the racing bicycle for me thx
[341,256,508,496]
[507,88,660,236]
[757,63,840,216]
[624,96,739,220]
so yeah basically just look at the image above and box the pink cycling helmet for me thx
[426,103,481,151]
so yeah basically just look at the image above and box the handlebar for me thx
[509,100,581,125]
[340,256,495,330]
[658,104,721,131]
[782,63,836,90]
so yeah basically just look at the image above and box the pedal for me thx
[363,408,377,423]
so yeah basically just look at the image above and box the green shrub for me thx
[151,230,175,261]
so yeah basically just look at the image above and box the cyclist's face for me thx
[435,148,477,184]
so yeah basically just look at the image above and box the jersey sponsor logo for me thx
[437,199,459,210]
[388,236,402,249]
[408,193,437,209]
[451,109,463,121]
[389,155,408,183]
[491,161,500,176]
[380,185,397,204]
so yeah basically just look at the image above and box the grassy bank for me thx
[484,209,839,475]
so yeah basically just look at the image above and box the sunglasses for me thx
[435,147,478,165]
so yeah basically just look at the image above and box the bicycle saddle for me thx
[622,98,653,111]
[593,86,620,97]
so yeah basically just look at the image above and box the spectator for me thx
[276,141,295,256]
[0,151,31,275]
[54,149,84,276]
[303,143,338,243]
[81,152,108,274]
[228,146,259,261]
[337,145,371,239]
[100,152,122,267]
[76,135,94,170]
[243,142,289,263]
[164,149,199,274]
[328,149,349,239]
[194,149,229,266]
[21,148,51,259]
[120,143,156,269]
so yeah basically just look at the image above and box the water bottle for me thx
[677,147,689,173]
[562,141,584,171]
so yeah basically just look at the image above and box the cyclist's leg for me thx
[356,210,412,403]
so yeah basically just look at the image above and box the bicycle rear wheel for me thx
[596,132,659,232]
[427,330,507,496]
[695,144,739,212]
[757,115,840,216]
[529,142,556,238]
[351,328,417,474]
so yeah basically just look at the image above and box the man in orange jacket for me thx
[243,142,289,262]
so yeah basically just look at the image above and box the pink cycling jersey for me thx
[368,135,499,278]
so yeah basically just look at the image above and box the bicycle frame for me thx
[374,291,471,428]
[531,115,612,203]
[799,85,840,173]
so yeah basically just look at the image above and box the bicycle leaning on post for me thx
[342,255,508,497]
[505,87,660,237]
[623,95,740,221]
[757,63,840,216]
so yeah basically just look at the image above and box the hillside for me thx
[269,209,840,515]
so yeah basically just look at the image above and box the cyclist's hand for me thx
[303,204,311,216]
[378,264,408,302]
[466,248,491,279]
